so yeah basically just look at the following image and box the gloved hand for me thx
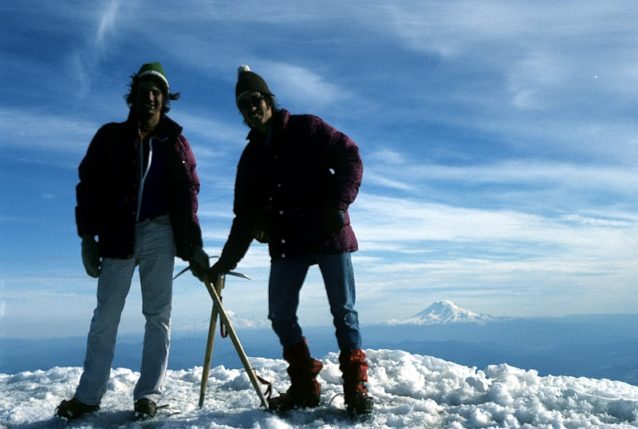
[189,246,210,282]
[207,261,226,285]
[320,208,346,235]
[81,236,101,278]
[254,229,271,244]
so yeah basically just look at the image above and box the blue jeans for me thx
[75,216,175,405]
[268,252,362,351]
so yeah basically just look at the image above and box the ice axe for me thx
[174,263,269,409]
[198,274,270,409]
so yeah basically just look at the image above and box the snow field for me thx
[1,349,637,428]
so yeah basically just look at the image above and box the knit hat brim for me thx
[235,65,272,99]
[137,62,169,89]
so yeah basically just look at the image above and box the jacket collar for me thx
[246,109,290,142]
[125,109,183,139]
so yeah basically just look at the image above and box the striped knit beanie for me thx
[136,62,169,90]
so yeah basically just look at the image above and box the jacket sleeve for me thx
[176,134,204,258]
[180,135,202,230]
[216,216,254,272]
[75,126,109,239]
[216,148,257,271]
[320,121,363,211]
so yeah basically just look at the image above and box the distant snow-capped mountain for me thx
[387,300,494,325]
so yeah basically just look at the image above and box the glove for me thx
[320,208,346,235]
[81,236,101,278]
[207,261,226,285]
[254,229,271,243]
[189,246,210,282]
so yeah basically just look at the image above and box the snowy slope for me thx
[2,349,637,428]
[388,300,494,325]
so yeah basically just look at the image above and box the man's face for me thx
[135,80,164,119]
[237,91,273,130]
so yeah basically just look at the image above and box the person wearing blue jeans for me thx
[208,65,373,418]
[56,63,209,421]
[269,253,361,351]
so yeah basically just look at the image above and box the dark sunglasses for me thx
[237,93,266,110]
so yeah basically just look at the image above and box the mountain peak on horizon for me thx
[388,300,494,325]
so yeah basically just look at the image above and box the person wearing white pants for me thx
[75,216,175,405]
[56,62,209,421]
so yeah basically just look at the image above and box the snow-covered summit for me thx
[388,300,494,325]
[2,349,637,428]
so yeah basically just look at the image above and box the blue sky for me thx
[1,1,637,338]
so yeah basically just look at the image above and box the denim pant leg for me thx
[133,216,175,402]
[75,257,136,405]
[318,252,362,351]
[268,256,311,348]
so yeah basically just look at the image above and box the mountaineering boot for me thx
[268,338,324,413]
[339,349,374,418]
[134,398,158,420]
[55,397,99,420]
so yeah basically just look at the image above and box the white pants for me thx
[75,215,175,405]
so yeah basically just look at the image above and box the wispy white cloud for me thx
[259,61,350,109]
[364,172,415,192]
[365,1,638,164]
[175,111,246,147]
[506,52,572,111]
[66,0,127,95]
[0,108,97,154]
[154,1,330,25]
[96,0,122,47]
[365,144,638,200]
[352,192,638,286]
[416,161,637,193]
[349,188,638,317]
[384,1,638,60]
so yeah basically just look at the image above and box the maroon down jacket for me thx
[75,113,203,260]
[217,109,363,269]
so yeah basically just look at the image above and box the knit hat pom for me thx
[238,64,251,75]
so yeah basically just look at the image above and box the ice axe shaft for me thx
[198,275,223,408]
[199,275,269,409]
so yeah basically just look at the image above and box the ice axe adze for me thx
[173,254,251,281]
[172,263,251,281]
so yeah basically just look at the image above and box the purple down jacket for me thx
[75,113,203,260]
[218,109,363,269]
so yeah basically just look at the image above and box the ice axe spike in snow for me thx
[198,274,270,409]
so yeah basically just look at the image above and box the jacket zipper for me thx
[136,135,155,222]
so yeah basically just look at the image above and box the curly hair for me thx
[124,74,180,113]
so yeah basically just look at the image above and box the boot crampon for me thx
[268,339,323,414]
[340,349,374,418]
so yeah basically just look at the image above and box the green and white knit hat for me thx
[136,62,169,90]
